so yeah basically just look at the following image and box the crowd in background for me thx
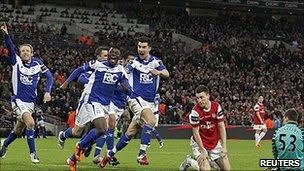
[117,4,304,49]
[0,4,303,128]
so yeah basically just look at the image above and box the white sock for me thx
[259,132,266,141]
[255,133,260,144]
[188,158,199,171]
[140,144,148,151]
[112,147,117,154]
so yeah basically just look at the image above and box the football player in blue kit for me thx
[0,23,53,163]
[100,36,169,168]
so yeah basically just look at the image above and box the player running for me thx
[57,47,108,149]
[65,47,132,171]
[0,23,53,163]
[100,36,169,168]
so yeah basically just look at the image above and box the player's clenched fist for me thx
[0,22,8,35]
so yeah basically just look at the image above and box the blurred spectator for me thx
[85,36,93,46]
[79,34,86,44]
[273,111,283,129]
[67,107,76,128]
[60,23,67,35]
[265,115,274,129]
[35,108,47,138]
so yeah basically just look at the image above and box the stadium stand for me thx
[0,2,303,130]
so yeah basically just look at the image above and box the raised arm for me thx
[1,23,17,65]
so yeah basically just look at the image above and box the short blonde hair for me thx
[19,44,34,53]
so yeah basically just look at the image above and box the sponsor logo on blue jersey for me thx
[20,73,33,85]
[139,73,153,84]
[103,73,118,84]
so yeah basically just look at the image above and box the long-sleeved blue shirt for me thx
[5,35,53,103]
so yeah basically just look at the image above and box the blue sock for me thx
[109,133,131,157]
[139,124,153,156]
[106,128,114,151]
[60,127,73,141]
[152,128,162,143]
[26,129,35,154]
[79,129,99,149]
[94,135,106,157]
[80,132,87,142]
[3,131,17,148]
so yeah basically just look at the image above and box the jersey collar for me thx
[138,54,153,63]
[286,121,298,125]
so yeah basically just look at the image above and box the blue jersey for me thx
[67,59,108,86]
[69,65,127,109]
[112,86,128,109]
[81,60,130,105]
[126,55,166,102]
[4,35,53,103]
[77,71,91,85]
[272,123,304,170]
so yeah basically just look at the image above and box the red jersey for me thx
[189,101,224,150]
[253,102,265,125]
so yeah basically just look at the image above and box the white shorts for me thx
[190,138,222,161]
[128,96,157,126]
[75,101,110,127]
[75,93,90,127]
[11,99,35,122]
[109,102,124,125]
[253,124,267,130]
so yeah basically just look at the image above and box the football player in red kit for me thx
[185,85,230,170]
[253,96,267,147]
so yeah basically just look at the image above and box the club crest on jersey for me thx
[20,73,33,85]
[140,73,153,84]
[201,121,213,129]
[103,73,118,84]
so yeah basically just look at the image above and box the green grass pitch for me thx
[0,138,272,170]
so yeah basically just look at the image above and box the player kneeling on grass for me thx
[180,85,230,171]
